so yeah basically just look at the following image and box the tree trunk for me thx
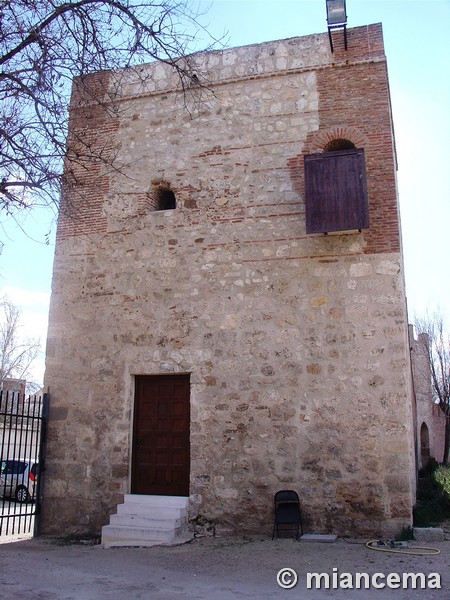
[442,413,450,465]
[443,417,450,465]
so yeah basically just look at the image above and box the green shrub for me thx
[413,462,450,527]
[435,465,450,498]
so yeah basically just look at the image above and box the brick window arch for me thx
[324,138,356,152]
[307,126,368,154]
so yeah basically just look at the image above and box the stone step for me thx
[116,502,187,519]
[102,524,176,547]
[110,512,186,529]
[123,494,189,508]
[102,525,193,548]
[101,494,191,548]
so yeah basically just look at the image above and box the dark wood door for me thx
[131,375,190,496]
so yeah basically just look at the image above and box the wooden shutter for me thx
[304,148,369,234]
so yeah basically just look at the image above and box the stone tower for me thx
[43,23,415,538]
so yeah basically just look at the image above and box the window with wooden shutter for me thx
[304,148,369,234]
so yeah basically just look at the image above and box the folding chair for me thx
[272,490,303,539]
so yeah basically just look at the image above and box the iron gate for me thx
[0,389,49,537]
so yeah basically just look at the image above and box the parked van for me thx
[0,459,39,503]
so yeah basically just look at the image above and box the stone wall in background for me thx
[410,327,446,468]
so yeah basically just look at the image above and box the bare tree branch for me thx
[0,0,220,235]
[0,296,41,388]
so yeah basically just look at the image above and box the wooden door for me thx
[131,375,190,496]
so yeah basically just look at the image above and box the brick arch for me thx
[305,126,369,154]
[287,125,369,201]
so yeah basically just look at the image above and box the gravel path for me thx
[0,534,448,599]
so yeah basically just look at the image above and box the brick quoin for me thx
[57,71,119,240]
[291,27,400,255]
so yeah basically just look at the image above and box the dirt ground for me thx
[0,531,448,599]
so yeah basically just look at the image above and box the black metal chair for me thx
[272,490,303,540]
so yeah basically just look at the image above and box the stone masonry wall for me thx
[43,24,415,537]
[410,327,446,466]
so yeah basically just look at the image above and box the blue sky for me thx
[1,0,449,386]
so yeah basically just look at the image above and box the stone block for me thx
[300,534,337,543]
[413,528,444,542]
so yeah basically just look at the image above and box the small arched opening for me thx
[420,422,431,468]
[324,138,356,152]
[155,187,176,211]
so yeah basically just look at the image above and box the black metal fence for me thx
[0,390,49,537]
